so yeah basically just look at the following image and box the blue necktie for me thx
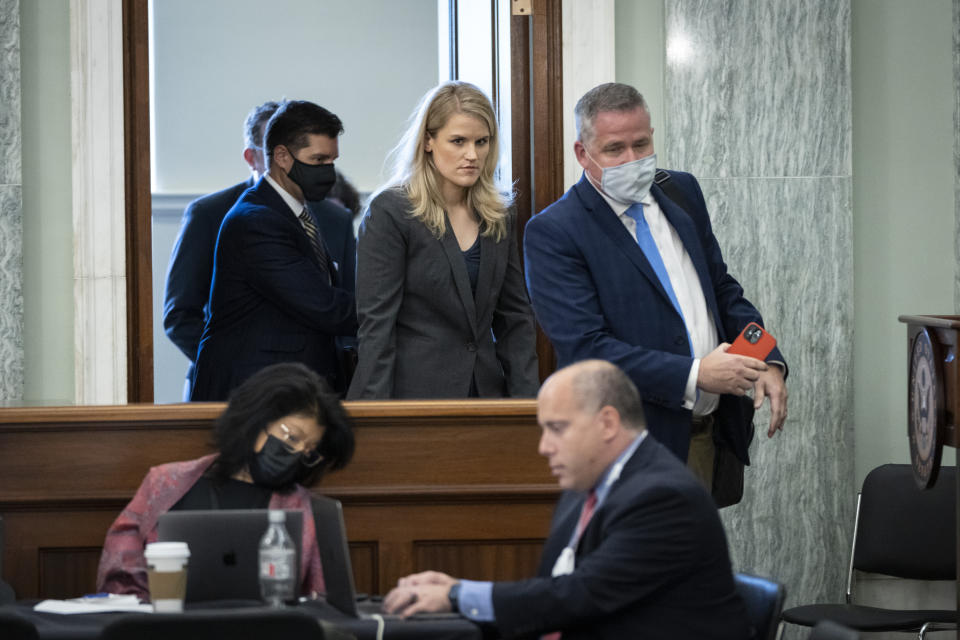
[625,202,685,319]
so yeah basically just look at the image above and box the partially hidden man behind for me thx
[383,360,749,640]
[163,100,357,400]
[190,100,357,401]
[523,83,788,490]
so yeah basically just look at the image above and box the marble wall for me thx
[663,0,854,618]
[0,0,22,403]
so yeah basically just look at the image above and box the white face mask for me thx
[585,150,657,204]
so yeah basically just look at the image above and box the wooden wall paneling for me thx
[347,541,378,596]
[5,508,119,599]
[0,402,558,599]
[122,0,153,403]
[414,539,544,582]
[510,10,532,253]
[39,548,103,600]
[512,0,564,382]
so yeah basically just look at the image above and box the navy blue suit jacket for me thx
[190,178,357,401]
[163,179,252,397]
[491,435,748,639]
[524,171,786,461]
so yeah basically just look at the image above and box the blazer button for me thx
[466,342,478,352]
[674,335,686,346]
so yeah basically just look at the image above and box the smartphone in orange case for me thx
[727,322,776,360]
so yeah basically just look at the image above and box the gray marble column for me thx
[664,0,853,617]
[0,0,23,404]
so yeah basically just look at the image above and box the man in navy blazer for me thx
[190,101,357,401]
[523,83,787,488]
[163,101,356,400]
[383,360,749,639]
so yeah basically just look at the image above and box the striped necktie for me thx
[298,208,330,281]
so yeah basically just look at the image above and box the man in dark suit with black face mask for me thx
[190,100,357,401]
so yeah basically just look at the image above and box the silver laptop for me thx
[311,496,460,620]
[157,509,303,602]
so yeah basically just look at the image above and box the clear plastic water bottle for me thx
[258,509,296,607]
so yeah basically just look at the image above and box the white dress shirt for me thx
[264,173,306,218]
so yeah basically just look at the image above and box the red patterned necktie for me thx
[543,490,598,640]
[575,489,598,540]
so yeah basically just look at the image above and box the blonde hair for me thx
[382,81,511,241]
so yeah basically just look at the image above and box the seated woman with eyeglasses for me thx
[95,362,354,600]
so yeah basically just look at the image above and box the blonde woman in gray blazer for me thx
[347,82,539,399]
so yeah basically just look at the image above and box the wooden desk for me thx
[0,401,557,599]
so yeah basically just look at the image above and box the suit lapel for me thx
[439,225,480,337]
[652,182,723,331]
[258,179,336,282]
[573,174,676,311]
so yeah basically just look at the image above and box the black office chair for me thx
[734,572,786,640]
[100,608,328,640]
[809,620,860,640]
[0,611,39,640]
[780,464,956,639]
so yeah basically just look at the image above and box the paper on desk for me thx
[34,594,154,614]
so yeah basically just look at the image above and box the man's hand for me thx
[755,365,787,437]
[697,343,767,395]
[383,572,458,617]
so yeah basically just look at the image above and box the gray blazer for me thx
[347,187,539,399]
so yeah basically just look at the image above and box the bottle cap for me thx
[268,509,286,523]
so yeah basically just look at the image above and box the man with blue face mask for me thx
[524,82,788,503]
[191,100,358,401]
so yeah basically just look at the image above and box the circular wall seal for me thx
[907,328,943,489]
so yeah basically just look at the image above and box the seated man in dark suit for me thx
[383,360,748,639]
[190,100,357,401]
[163,100,357,400]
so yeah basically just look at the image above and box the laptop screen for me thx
[157,509,303,602]
[309,496,360,616]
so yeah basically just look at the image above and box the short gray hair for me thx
[574,83,648,144]
[243,100,281,149]
[568,360,646,431]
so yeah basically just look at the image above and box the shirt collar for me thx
[264,172,305,217]
[591,430,647,507]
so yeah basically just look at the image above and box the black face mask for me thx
[248,435,302,489]
[287,159,336,201]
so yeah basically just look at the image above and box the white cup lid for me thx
[144,541,190,558]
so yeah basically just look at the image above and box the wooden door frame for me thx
[121,0,564,401]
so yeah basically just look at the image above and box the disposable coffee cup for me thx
[144,541,190,613]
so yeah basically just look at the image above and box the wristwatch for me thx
[447,582,461,612]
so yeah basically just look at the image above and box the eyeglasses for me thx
[276,423,324,467]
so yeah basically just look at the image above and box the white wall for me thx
[852,0,957,486]
[20,0,74,405]
[614,0,665,163]
[151,0,440,195]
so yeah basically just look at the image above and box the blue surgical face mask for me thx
[585,151,657,204]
